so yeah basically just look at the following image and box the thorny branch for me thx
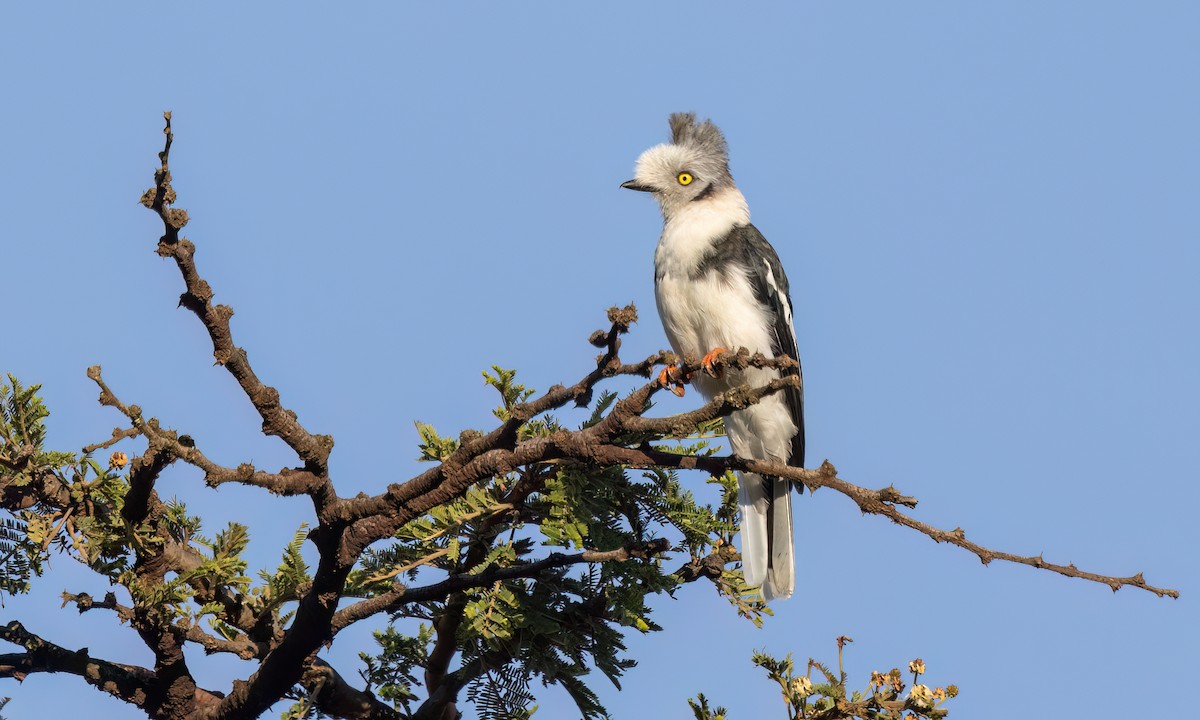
[138,112,335,477]
[1,113,1178,720]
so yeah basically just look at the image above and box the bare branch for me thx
[0,620,159,709]
[138,112,334,472]
[85,365,323,496]
[82,426,141,454]
[61,591,135,623]
[592,444,1181,599]
[181,624,257,660]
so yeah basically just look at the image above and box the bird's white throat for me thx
[654,187,751,279]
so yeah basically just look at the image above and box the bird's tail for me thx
[738,472,795,601]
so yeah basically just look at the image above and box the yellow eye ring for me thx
[677,172,693,186]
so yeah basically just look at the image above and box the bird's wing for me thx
[730,223,805,468]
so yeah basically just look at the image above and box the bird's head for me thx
[622,112,736,217]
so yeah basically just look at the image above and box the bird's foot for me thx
[656,365,688,397]
[701,347,729,378]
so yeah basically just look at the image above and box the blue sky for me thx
[2,3,1197,718]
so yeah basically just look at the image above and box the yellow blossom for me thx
[908,658,926,675]
[109,451,128,469]
[932,687,947,700]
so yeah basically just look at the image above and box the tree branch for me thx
[0,620,159,709]
[122,442,174,527]
[591,445,1181,599]
[302,658,402,720]
[85,365,323,497]
[137,111,334,473]
[82,426,141,454]
[181,624,258,660]
[0,466,71,511]
[331,539,671,634]
[61,591,135,623]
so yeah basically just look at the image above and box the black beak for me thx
[620,179,655,192]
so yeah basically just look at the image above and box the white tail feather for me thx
[738,472,795,600]
[737,472,770,589]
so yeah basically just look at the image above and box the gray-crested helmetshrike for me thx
[622,113,804,600]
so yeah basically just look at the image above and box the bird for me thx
[622,112,804,600]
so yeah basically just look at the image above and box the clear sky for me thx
[2,3,1197,718]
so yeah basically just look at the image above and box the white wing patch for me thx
[762,257,793,326]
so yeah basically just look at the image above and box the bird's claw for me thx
[701,347,729,378]
[656,365,688,397]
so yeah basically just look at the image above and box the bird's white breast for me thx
[653,187,767,364]
[655,269,774,365]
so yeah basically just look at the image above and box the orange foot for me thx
[701,347,729,378]
[657,365,688,397]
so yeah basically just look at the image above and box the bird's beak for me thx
[620,179,655,192]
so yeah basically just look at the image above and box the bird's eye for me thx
[677,172,693,186]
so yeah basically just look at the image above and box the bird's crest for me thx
[668,112,729,166]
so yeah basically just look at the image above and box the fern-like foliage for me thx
[0,374,76,482]
[466,666,537,720]
[688,693,729,720]
[0,517,31,596]
[359,624,435,714]
[343,368,770,718]
[255,524,311,618]
[0,374,79,598]
[482,366,536,421]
